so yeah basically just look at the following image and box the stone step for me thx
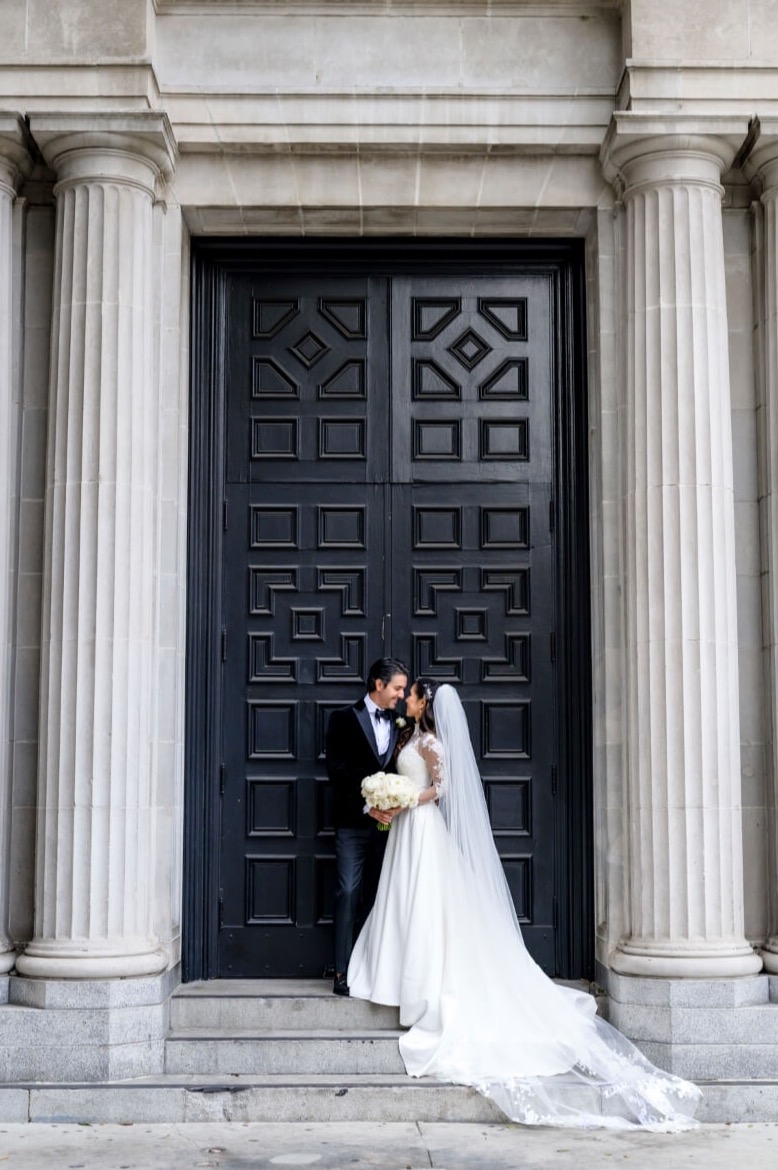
[3,1073,778,1124]
[170,980,400,1032]
[0,1074,503,1124]
[165,1029,406,1075]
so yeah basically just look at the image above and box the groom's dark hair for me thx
[367,656,409,691]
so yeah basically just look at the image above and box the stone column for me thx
[0,115,32,976]
[750,127,778,976]
[604,125,761,978]
[15,115,176,980]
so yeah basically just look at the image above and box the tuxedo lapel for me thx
[354,700,380,759]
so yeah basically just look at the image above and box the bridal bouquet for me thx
[361,771,418,831]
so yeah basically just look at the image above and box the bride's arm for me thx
[416,735,445,805]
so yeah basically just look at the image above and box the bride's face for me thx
[405,685,426,722]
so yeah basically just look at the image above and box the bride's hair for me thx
[414,676,440,733]
[393,676,440,760]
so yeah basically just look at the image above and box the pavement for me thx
[0,1121,777,1170]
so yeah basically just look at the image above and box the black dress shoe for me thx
[333,973,350,997]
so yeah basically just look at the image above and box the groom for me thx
[325,655,409,996]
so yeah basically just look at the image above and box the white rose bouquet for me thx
[361,771,418,831]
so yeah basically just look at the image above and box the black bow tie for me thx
[373,708,392,722]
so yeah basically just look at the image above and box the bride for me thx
[347,677,701,1130]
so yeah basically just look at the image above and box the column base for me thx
[0,948,15,976]
[760,940,778,975]
[598,962,775,1080]
[15,939,168,980]
[0,967,180,1083]
[611,941,763,979]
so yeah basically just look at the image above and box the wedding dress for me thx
[347,686,701,1131]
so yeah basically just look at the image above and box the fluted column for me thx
[605,129,761,978]
[0,115,32,975]
[750,130,778,976]
[16,115,176,979]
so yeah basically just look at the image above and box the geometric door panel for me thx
[391,276,552,485]
[219,269,561,977]
[389,275,557,961]
[227,278,388,486]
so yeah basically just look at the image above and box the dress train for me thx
[348,727,700,1131]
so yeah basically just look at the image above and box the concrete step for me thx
[170,980,400,1032]
[4,1073,778,1124]
[165,1030,406,1075]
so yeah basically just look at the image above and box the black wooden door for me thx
[221,277,388,975]
[220,270,560,976]
[389,278,557,967]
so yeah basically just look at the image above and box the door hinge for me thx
[222,498,229,530]
[549,498,555,534]
[219,762,226,795]
[218,896,224,930]
[553,896,559,930]
[550,632,556,663]
[221,628,227,661]
[551,765,557,797]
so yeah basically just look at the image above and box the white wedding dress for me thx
[348,710,701,1131]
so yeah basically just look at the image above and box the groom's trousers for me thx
[333,825,386,975]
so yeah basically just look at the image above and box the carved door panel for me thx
[220,277,388,976]
[389,277,558,970]
[219,270,561,977]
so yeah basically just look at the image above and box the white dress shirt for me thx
[364,693,392,758]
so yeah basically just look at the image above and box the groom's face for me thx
[374,673,408,710]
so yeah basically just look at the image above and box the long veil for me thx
[424,684,701,1130]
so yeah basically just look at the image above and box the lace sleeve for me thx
[417,733,445,797]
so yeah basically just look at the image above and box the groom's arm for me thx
[324,709,357,788]
[325,709,388,823]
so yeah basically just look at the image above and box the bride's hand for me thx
[368,806,397,825]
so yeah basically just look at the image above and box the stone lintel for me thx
[154,1,622,12]
[163,90,615,156]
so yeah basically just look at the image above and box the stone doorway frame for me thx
[182,236,594,983]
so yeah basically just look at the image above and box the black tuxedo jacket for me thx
[325,700,400,829]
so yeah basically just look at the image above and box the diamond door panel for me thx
[391,276,552,485]
[227,278,388,485]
